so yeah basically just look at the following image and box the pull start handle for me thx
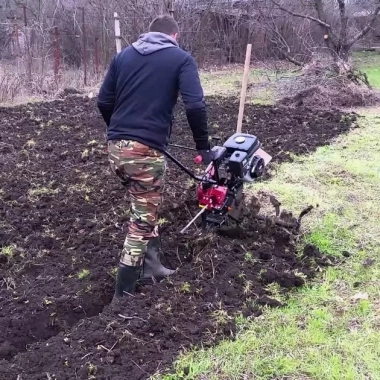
[194,155,203,164]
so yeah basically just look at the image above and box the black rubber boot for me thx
[114,263,141,298]
[139,237,175,284]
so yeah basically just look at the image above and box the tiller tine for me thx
[254,195,314,231]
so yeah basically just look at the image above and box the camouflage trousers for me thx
[108,140,166,267]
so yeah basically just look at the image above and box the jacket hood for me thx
[132,32,178,55]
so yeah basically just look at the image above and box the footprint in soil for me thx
[0,281,114,360]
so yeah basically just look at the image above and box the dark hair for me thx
[149,15,179,35]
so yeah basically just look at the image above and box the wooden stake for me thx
[95,37,100,79]
[114,12,122,53]
[22,4,27,26]
[236,44,252,134]
[168,0,174,17]
[82,7,87,86]
[53,26,61,85]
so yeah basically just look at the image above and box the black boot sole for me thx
[138,276,159,285]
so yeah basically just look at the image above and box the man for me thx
[97,15,213,298]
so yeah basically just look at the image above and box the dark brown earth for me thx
[0,95,356,380]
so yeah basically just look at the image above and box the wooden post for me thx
[114,12,122,53]
[23,5,32,84]
[95,37,100,79]
[82,7,87,86]
[169,0,174,17]
[53,26,61,85]
[236,44,252,134]
[15,23,21,56]
[14,22,21,70]
[22,4,27,26]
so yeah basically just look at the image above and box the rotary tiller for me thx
[165,132,281,233]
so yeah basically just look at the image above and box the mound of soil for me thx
[0,95,355,379]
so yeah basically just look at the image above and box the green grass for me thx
[360,66,380,88]
[77,269,90,280]
[154,110,380,380]
[353,51,380,88]
[200,68,293,104]
[1,245,15,258]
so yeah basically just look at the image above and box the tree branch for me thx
[270,0,331,29]
[270,38,303,66]
[348,6,380,48]
[264,13,304,66]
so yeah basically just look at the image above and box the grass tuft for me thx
[1,245,15,258]
[78,269,90,280]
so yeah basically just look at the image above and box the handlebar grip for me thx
[194,155,203,164]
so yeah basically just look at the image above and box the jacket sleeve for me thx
[97,55,117,127]
[178,55,210,151]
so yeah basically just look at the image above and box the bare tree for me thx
[254,3,315,66]
[269,0,380,71]
[2,0,380,102]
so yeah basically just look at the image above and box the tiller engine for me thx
[165,133,270,233]
[195,133,265,229]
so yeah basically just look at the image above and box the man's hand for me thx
[198,149,215,165]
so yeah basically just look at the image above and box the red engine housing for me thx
[197,184,228,210]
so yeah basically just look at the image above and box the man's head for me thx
[149,15,179,40]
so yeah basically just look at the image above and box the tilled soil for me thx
[0,95,356,379]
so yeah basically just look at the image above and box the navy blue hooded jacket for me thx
[97,32,209,152]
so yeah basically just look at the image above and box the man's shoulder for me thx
[118,46,135,59]
[176,47,194,60]
[175,50,200,72]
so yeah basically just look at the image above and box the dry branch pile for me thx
[279,83,380,109]
[275,59,380,109]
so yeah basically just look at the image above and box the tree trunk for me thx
[329,43,352,74]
